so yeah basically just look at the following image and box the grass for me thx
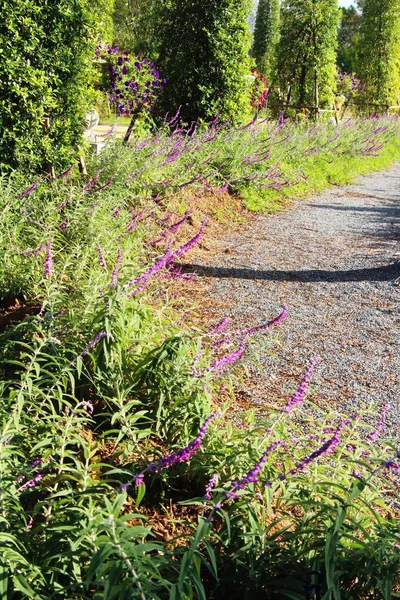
[0,115,399,598]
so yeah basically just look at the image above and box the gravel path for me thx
[183,166,400,432]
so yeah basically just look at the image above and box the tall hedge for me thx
[0,0,95,173]
[252,0,280,82]
[157,0,253,124]
[356,0,400,108]
[277,0,340,109]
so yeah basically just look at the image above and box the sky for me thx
[338,0,356,6]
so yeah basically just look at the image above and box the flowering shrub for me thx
[0,115,399,597]
[250,68,269,112]
[96,44,165,125]
[336,71,365,107]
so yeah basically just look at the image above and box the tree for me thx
[0,0,96,173]
[276,0,340,111]
[337,6,361,73]
[252,0,280,82]
[356,0,400,107]
[157,0,253,124]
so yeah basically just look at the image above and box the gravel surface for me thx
[183,165,400,433]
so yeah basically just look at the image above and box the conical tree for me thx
[276,0,340,110]
[356,0,400,108]
[252,0,280,81]
[157,0,253,124]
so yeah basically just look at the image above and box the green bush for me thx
[157,0,253,124]
[0,0,96,173]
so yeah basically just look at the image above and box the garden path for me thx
[182,165,400,432]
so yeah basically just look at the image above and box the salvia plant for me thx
[0,114,399,598]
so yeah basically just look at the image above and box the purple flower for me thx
[83,170,101,191]
[173,220,207,259]
[205,338,246,377]
[74,331,114,363]
[205,474,219,499]
[242,307,288,338]
[97,244,106,269]
[58,164,74,179]
[284,356,320,414]
[2,435,13,447]
[146,412,220,473]
[135,473,145,487]
[210,317,230,335]
[110,247,123,288]
[18,178,41,199]
[81,400,94,415]
[91,176,114,194]
[368,404,389,443]
[45,239,54,279]
[226,442,282,500]
[282,420,351,479]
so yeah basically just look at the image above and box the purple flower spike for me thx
[74,331,114,363]
[45,239,54,279]
[205,474,219,499]
[58,164,74,179]
[284,356,321,414]
[83,170,101,191]
[18,178,41,199]
[110,247,123,288]
[210,317,230,335]
[173,220,207,259]
[285,419,351,478]
[242,306,288,338]
[147,413,220,473]
[226,442,282,500]
[97,244,106,269]
[368,404,389,443]
[208,338,247,377]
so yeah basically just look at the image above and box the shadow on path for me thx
[179,261,400,283]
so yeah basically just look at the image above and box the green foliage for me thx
[276,0,340,109]
[0,0,96,173]
[356,0,400,108]
[252,0,280,82]
[157,0,253,123]
[0,116,399,596]
[337,6,361,73]
[113,0,162,57]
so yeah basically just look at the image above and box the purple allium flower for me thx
[97,244,106,269]
[205,474,219,499]
[45,239,54,279]
[18,178,41,199]
[110,247,123,288]
[284,356,320,414]
[120,483,131,492]
[146,412,220,473]
[368,404,389,443]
